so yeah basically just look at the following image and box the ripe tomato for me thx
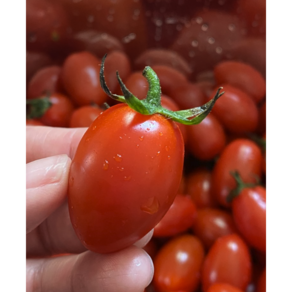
[38,93,74,127]
[230,177,266,252]
[186,113,226,161]
[202,234,252,291]
[153,234,205,292]
[68,103,184,253]
[192,208,238,249]
[214,61,266,104]
[154,195,197,237]
[186,168,218,209]
[69,105,103,128]
[27,66,62,99]
[208,84,259,134]
[211,139,262,207]
[60,51,108,106]
[26,119,44,126]
[207,283,244,292]
[168,82,205,110]
[121,71,148,100]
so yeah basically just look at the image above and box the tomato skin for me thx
[202,234,252,292]
[187,113,226,161]
[39,93,74,127]
[214,61,266,104]
[69,106,103,128]
[68,103,184,253]
[26,119,44,126]
[211,139,262,208]
[153,235,205,292]
[60,51,108,106]
[186,169,218,209]
[256,268,266,292]
[121,71,148,100]
[154,195,197,237]
[192,208,238,249]
[209,84,259,134]
[232,186,266,252]
[27,66,62,99]
[207,283,244,292]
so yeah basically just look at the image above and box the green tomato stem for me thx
[26,96,52,119]
[100,54,224,125]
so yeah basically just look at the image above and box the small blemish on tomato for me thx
[140,197,160,215]
[103,160,109,170]
[92,125,97,130]
[124,175,131,181]
[114,154,122,162]
[139,136,144,141]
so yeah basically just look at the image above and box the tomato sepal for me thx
[26,95,52,119]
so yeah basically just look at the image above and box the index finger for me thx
[26,126,86,163]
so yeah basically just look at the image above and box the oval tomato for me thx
[69,105,103,128]
[153,234,205,292]
[207,283,244,292]
[211,139,262,207]
[68,103,184,253]
[192,208,238,249]
[231,183,266,252]
[202,234,252,291]
[154,194,197,237]
[60,51,108,106]
[121,71,148,100]
[186,168,218,209]
[186,113,226,161]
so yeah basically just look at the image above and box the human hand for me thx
[26,126,154,292]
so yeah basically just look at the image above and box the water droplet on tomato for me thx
[159,132,163,136]
[92,125,97,130]
[124,175,131,181]
[119,167,124,172]
[157,151,161,155]
[228,23,235,31]
[114,154,122,162]
[85,138,90,142]
[208,37,215,44]
[165,146,169,151]
[103,160,109,170]
[140,136,144,141]
[141,197,160,215]
[168,156,171,160]
[136,144,140,147]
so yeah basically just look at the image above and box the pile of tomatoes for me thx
[26,1,266,292]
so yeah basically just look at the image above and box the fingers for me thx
[26,155,71,233]
[27,246,154,292]
[26,126,86,163]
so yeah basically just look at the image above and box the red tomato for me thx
[151,65,188,96]
[26,119,44,126]
[257,101,266,134]
[121,71,148,100]
[256,268,266,292]
[186,168,218,209]
[202,234,252,291]
[214,61,266,104]
[168,82,205,110]
[208,84,259,134]
[153,235,205,292]
[68,103,184,253]
[69,106,103,128]
[39,93,74,127]
[154,195,197,237]
[60,51,108,106]
[211,139,262,208]
[103,51,131,93]
[27,66,62,99]
[186,113,226,161]
[192,208,238,249]
[231,183,266,252]
[207,283,244,292]
[134,49,192,77]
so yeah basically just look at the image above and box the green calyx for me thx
[100,54,224,125]
[26,95,52,119]
[226,171,260,203]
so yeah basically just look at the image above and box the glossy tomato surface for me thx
[68,103,184,253]
[154,234,205,292]
[202,234,252,291]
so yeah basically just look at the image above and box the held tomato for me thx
[68,103,184,253]
[202,234,252,292]
[153,234,205,292]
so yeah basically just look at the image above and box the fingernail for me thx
[26,154,71,189]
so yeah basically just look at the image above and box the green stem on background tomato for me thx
[26,96,52,119]
[100,54,224,125]
[226,171,259,203]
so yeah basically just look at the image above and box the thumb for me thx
[26,154,71,233]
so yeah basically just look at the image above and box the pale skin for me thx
[26,126,154,292]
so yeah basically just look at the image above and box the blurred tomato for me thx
[207,283,244,292]
[154,234,205,292]
[202,234,252,291]
[69,105,103,128]
[193,208,238,249]
[154,195,197,237]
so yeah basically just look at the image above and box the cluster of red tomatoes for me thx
[26,1,266,292]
